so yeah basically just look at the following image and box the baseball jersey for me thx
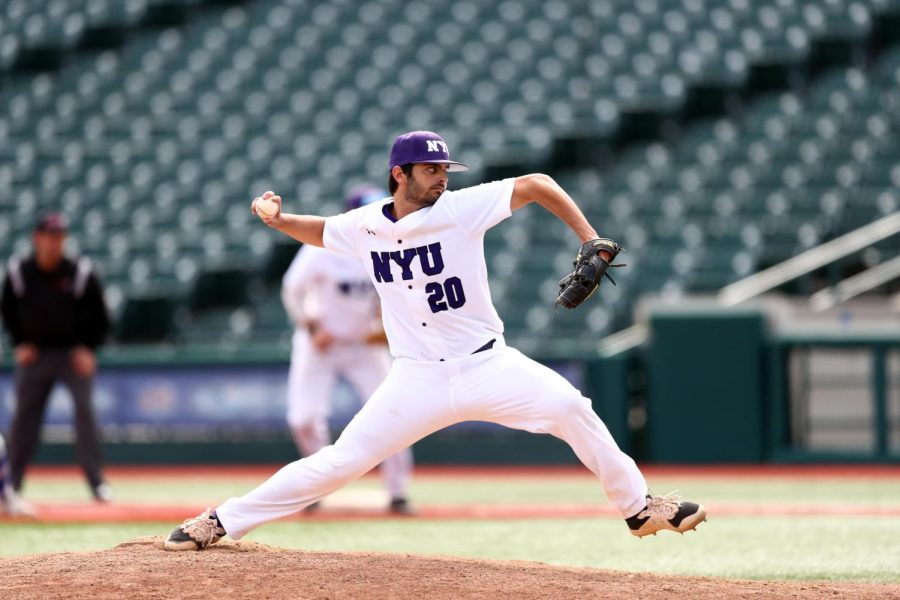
[281,244,381,342]
[323,178,514,361]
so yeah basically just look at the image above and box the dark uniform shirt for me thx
[1,256,110,350]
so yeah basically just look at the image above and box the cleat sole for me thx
[164,539,202,552]
[629,505,707,538]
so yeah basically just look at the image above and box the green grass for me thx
[0,523,162,557]
[16,472,900,506]
[3,471,900,583]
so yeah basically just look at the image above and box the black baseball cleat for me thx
[164,508,226,551]
[388,498,416,516]
[625,493,707,538]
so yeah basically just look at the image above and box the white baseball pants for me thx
[217,338,648,538]
[286,331,412,500]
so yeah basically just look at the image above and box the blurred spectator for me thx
[0,213,112,502]
[281,186,414,514]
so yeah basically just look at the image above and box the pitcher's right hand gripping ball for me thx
[555,238,625,309]
[252,191,281,223]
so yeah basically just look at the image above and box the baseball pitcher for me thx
[165,131,706,550]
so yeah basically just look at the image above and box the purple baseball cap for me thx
[345,185,387,210]
[388,131,468,172]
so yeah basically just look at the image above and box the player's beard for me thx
[403,173,444,209]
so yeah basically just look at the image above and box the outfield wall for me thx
[0,351,592,465]
[2,305,897,465]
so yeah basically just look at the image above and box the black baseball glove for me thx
[555,238,625,310]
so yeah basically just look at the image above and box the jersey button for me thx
[408,285,412,289]
[421,322,426,326]
[397,239,402,244]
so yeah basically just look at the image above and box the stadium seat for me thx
[2,1,899,352]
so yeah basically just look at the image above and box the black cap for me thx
[34,213,68,234]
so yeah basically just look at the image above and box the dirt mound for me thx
[0,537,895,599]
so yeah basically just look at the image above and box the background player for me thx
[281,185,414,515]
[1,213,112,503]
[165,130,705,550]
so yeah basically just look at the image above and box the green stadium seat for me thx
[189,265,249,312]
[2,0,899,351]
[116,293,178,343]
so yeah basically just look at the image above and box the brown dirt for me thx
[1,537,897,600]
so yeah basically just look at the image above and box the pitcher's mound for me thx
[0,536,894,599]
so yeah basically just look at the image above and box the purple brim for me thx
[407,160,469,172]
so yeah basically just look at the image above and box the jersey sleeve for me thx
[441,178,515,236]
[76,271,111,349]
[0,274,22,346]
[322,211,361,256]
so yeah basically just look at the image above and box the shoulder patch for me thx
[6,257,24,297]
[73,257,93,299]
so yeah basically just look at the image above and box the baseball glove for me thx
[555,238,625,310]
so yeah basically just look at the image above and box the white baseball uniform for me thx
[281,244,413,501]
[217,179,648,538]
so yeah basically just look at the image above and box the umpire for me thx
[0,213,112,502]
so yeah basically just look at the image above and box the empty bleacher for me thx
[1,0,898,354]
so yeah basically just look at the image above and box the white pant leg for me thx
[451,343,648,518]
[286,332,335,457]
[216,359,458,539]
[341,346,414,501]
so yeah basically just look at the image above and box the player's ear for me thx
[391,165,405,185]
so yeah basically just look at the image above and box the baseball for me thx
[256,197,278,218]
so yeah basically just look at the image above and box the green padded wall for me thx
[646,309,768,463]
[585,354,632,454]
